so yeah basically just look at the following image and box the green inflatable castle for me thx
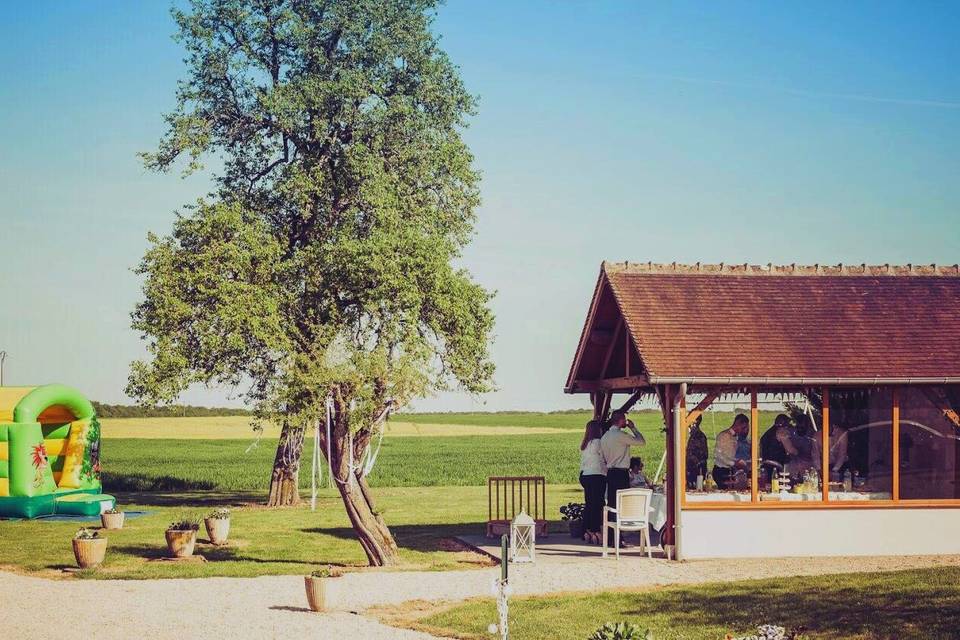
[0,384,115,518]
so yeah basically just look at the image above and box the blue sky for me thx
[1,1,958,411]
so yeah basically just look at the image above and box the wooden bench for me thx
[486,476,548,538]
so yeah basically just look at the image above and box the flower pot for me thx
[568,519,585,539]
[165,529,198,558]
[304,576,329,612]
[73,537,108,569]
[101,512,125,530]
[204,517,230,545]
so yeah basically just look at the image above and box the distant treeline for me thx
[92,402,253,418]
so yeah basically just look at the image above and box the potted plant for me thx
[304,566,343,612]
[72,527,108,569]
[559,502,585,539]
[101,507,125,530]
[165,516,201,558]
[204,508,231,545]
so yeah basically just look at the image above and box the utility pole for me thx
[0,351,6,387]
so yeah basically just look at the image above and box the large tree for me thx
[128,0,494,565]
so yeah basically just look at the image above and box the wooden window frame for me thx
[679,385,960,511]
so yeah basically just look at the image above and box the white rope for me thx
[310,418,321,511]
[361,425,385,477]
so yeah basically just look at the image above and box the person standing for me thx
[579,420,607,544]
[601,410,646,524]
[712,413,751,488]
[686,415,709,489]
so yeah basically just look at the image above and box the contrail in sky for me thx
[646,73,960,109]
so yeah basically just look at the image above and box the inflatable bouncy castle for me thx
[0,385,115,518]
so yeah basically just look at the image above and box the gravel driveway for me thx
[1,554,956,639]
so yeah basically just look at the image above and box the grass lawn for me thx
[397,567,960,640]
[0,485,583,579]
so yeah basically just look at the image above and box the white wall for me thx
[679,508,960,559]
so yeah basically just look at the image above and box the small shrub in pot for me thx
[101,507,125,530]
[165,516,201,558]
[589,622,652,640]
[304,566,343,612]
[73,528,108,569]
[204,508,231,545]
[559,502,585,538]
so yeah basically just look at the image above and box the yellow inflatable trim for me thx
[0,442,7,461]
[58,420,89,489]
[43,438,66,457]
[0,386,36,422]
[0,478,8,497]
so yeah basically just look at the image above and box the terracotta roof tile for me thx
[567,262,960,388]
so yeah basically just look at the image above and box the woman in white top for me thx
[579,420,607,544]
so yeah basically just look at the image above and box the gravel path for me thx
[2,554,956,639]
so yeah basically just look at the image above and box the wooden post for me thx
[821,387,830,503]
[750,388,758,503]
[822,388,831,499]
[678,392,687,505]
[662,384,675,547]
[892,387,900,501]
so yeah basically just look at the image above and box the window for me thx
[683,392,753,502]
[828,388,893,500]
[899,386,960,500]
[757,390,824,502]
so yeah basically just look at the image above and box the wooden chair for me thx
[602,487,653,559]
[486,476,548,538]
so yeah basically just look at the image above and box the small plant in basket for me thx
[101,506,125,530]
[304,566,344,612]
[72,527,108,568]
[204,507,231,545]
[165,515,202,558]
[589,621,652,640]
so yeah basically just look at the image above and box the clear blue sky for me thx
[1,1,958,411]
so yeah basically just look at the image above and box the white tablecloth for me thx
[649,492,667,531]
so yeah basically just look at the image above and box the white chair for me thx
[602,487,653,559]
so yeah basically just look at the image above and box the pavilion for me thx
[565,261,960,558]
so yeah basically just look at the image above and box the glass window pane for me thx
[684,393,753,502]
[829,388,893,500]
[758,391,824,502]
[899,386,960,500]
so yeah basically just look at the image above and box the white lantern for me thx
[510,510,536,563]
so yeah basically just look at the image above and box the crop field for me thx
[99,409,781,494]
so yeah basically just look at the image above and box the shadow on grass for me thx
[104,541,321,567]
[103,473,217,492]
[302,522,488,555]
[617,570,960,639]
[110,490,258,508]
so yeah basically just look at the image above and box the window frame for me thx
[679,385,960,511]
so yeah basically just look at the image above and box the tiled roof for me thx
[566,262,960,390]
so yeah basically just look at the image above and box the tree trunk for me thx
[267,421,304,507]
[326,416,399,566]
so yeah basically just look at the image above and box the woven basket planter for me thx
[304,576,330,612]
[204,517,230,545]
[101,511,125,530]
[165,529,198,558]
[73,537,108,569]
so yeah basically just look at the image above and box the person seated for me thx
[712,414,751,489]
[628,456,649,488]
[685,415,709,489]
[760,414,792,484]
[785,419,820,480]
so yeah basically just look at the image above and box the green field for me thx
[0,485,580,579]
[399,567,960,640]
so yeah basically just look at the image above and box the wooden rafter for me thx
[921,387,960,428]
[681,391,721,428]
[599,318,623,378]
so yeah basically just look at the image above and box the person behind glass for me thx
[601,410,646,524]
[629,456,649,488]
[578,420,607,544]
[712,413,751,489]
[685,415,709,489]
[759,413,792,484]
